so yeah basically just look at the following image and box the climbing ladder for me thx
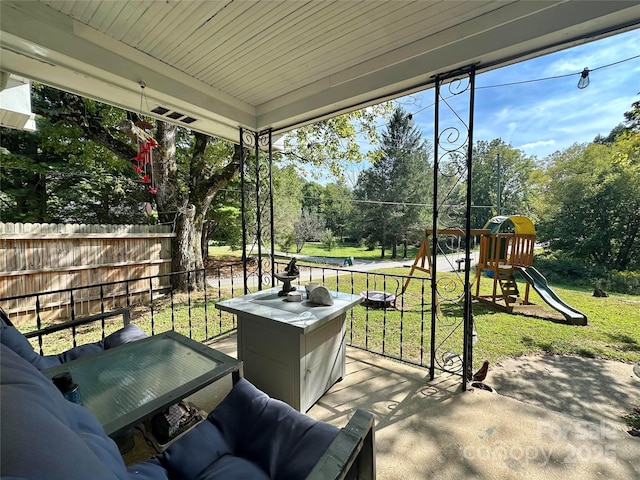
[496,268,519,306]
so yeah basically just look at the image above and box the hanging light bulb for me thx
[577,68,590,89]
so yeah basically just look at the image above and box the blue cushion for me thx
[1,322,148,371]
[1,343,337,480]
[0,344,149,480]
[195,455,270,480]
[126,458,168,480]
[0,325,50,370]
[208,378,339,480]
[0,306,13,326]
[158,419,232,479]
[1,343,169,479]
[104,323,147,350]
[58,342,105,363]
[157,378,338,480]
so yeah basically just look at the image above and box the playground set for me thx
[403,215,587,325]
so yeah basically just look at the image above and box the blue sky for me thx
[400,28,640,160]
[337,28,639,185]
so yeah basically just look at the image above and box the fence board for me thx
[0,222,174,317]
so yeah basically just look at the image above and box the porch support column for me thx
[239,127,275,294]
[430,65,477,390]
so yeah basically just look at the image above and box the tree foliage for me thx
[538,134,639,270]
[471,139,538,228]
[3,84,240,290]
[283,104,393,179]
[320,182,354,240]
[294,209,326,253]
[1,86,148,224]
[4,82,638,292]
[272,164,304,250]
[204,178,242,250]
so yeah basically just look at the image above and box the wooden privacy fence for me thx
[0,223,174,322]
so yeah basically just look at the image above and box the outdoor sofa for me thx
[0,310,375,479]
[0,307,147,369]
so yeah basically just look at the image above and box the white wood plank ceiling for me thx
[1,0,639,143]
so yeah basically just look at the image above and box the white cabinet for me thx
[216,287,363,412]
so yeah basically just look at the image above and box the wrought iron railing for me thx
[0,264,245,355]
[274,261,433,369]
[2,260,436,371]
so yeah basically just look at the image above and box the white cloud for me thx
[519,140,556,150]
[377,29,640,161]
[545,30,640,76]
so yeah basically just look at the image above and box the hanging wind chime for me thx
[131,127,158,195]
[126,81,159,195]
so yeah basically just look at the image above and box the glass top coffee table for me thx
[43,331,242,436]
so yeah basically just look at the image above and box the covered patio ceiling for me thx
[1,0,639,143]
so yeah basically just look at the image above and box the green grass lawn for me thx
[472,280,640,364]
[289,242,420,261]
[209,242,420,262]
[32,261,639,368]
[315,267,640,366]
[204,247,638,365]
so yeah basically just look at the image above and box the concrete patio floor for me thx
[209,333,639,480]
[125,332,639,479]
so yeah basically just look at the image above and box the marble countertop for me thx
[215,286,363,333]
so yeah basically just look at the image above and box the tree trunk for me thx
[153,122,195,290]
[614,217,638,270]
[202,221,213,264]
[33,86,243,292]
[172,204,199,290]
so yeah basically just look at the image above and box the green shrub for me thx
[606,270,640,295]
[533,250,640,295]
[322,229,336,251]
[364,235,378,251]
[278,233,294,253]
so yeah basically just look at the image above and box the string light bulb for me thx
[577,68,590,89]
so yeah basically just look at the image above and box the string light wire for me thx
[477,53,640,90]
[341,53,640,142]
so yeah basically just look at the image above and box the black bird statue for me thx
[472,360,490,382]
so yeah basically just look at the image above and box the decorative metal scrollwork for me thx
[435,278,465,303]
[435,350,463,373]
[430,66,476,384]
[240,128,275,293]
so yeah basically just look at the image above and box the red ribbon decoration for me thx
[130,135,158,194]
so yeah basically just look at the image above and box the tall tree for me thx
[320,182,354,241]
[283,104,393,179]
[272,164,304,251]
[301,182,323,213]
[353,107,432,258]
[1,97,147,224]
[471,139,538,228]
[28,85,240,289]
[294,209,325,253]
[539,137,639,270]
[204,178,242,251]
[0,127,51,222]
